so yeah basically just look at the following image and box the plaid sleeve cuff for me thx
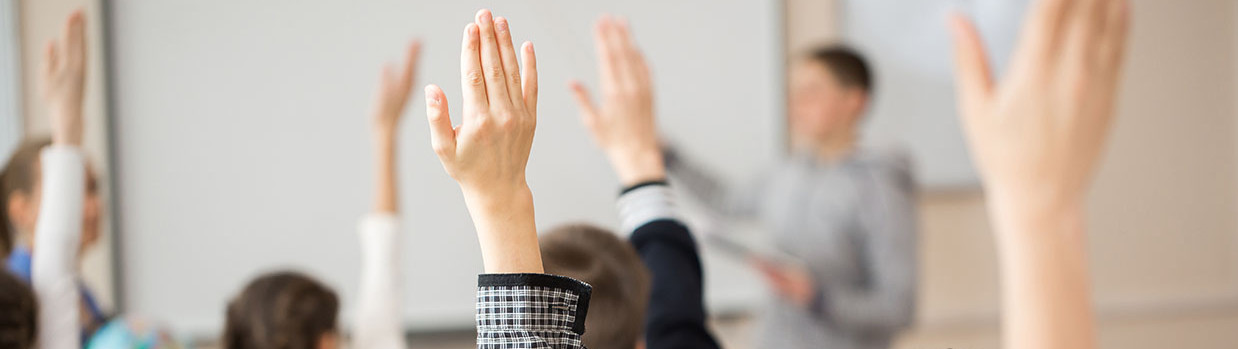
[476,273,592,349]
[617,182,679,235]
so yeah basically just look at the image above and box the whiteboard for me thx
[843,0,1030,187]
[105,0,779,337]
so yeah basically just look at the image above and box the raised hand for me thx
[41,10,87,146]
[951,0,1129,216]
[371,41,421,214]
[570,16,665,186]
[949,0,1130,348]
[373,41,422,137]
[425,9,541,274]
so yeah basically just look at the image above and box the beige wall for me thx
[18,0,113,310]
[786,0,1238,347]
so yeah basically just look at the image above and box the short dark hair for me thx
[224,271,339,349]
[808,45,873,94]
[541,224,651,349]
[0,270,38,349]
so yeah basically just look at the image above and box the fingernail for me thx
[496,17,508,31]
[478,9,492,23]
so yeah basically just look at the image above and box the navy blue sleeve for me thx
[629,219,722,349]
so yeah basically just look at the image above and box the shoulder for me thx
[853,146,916,190]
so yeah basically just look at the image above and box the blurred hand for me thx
[950,1,1130,348]
[41,10,87,147]
[754,259,816,309]
[425,9,542,273]
[570,16,665,186]
[950,0,1130,215]
[371,40,420,214]
[372,41,422,138]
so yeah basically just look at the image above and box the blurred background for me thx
[2,0,1236,348]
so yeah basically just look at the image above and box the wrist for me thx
[49,107,84,146]
[460,184,544,274]
[608,147,666,187]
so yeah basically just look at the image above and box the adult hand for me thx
[570,16,665,186]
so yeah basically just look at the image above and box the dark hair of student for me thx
[0,270,38,349]
[808,44,873,94]
[223,271,339,349]
[0,137,53,260]
[541,223,651,349]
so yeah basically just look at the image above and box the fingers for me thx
[949,13,995,120]
[1061,0,1108,73]
[1097,0,1131,78]
[475,10,512,110]
[593,16,621,94]
[1014,0,1071,63]
[494,17,525,108]
[460,23,487,114]
[569,81,599,126]
[425,85,456,158]
[64,9,86,66]
[400,40,422,91]
[521,42,538,116]
[615,19,651,88]
[600,17,637,92]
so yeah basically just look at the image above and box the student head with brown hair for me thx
[541,224,651,349]
[0,270,38,349]
[224,271,340,349]
[1,135,103,279]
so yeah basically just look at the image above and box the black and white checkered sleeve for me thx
[476,273,593,349]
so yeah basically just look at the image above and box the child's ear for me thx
[316,331,340,349]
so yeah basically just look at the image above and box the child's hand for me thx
[41,10,87,147]
[426,10,537,198]
[950,0,1130,217]
[372,41,422,139]
[570,16,664,186]
[371,41,420,214]
[425,9,542,274]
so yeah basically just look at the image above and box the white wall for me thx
[105,0,780,336]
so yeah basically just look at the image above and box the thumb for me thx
[425,85,456,158]
[569,80,601,126]
[949,13,995,122]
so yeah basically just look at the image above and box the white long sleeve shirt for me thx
[32,146,86,349]
[353,213,405,349]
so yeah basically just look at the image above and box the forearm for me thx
[33,146,85,349]
[373,131,398,214]
[463,185,543,274]
[989,196,1095,349]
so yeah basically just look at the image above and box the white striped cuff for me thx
[616,184,678,235]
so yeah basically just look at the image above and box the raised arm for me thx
[425,10,590,349]
[33,10,87,349]
[949,0,1130,348]
[572,16,720,349]
[353,40,420,349]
